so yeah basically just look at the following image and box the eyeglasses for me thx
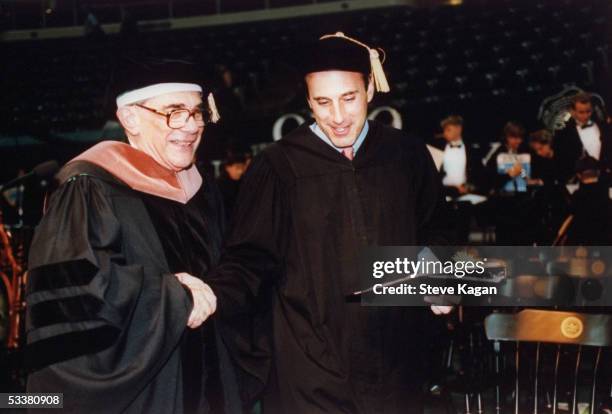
[134,104,206,129]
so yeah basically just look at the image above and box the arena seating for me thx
[1,0,610,148]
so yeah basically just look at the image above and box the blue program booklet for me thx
[496,153,531,192]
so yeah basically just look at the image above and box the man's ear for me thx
[304,76,313,110]
[116,106,140,136]
[366,76,375,103]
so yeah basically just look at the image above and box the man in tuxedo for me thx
[430,115,483,197]
[553,92,612,183]
[430,115,483,243]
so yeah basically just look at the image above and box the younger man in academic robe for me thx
[206,33,451,413]
[25,59,239,413]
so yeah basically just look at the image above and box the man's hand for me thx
[507,162,523,178]
[430,305,453,315]
[456,184,468,195]
[175,272,217,329]
[527,178,544,186]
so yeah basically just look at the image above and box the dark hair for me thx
[440,115,463,129]
[571,92,592,109]
[224,153,248,166]
[223,142,252,166]
[503,121,525,139]
[529,129,553,146]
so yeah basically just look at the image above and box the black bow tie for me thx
[448,142,463,148]
[581,122,595,129]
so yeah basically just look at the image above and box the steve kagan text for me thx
[372,283,497,297]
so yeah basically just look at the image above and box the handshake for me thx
[174,273,453,329]
[175,272,217,329]
[174,272,452,329]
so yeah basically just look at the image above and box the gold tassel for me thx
[207,92,221,123]
[320,32,390,93]
[369,48,390,93]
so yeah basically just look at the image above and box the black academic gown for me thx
[26,161,239,414]
[210,121,448,414]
